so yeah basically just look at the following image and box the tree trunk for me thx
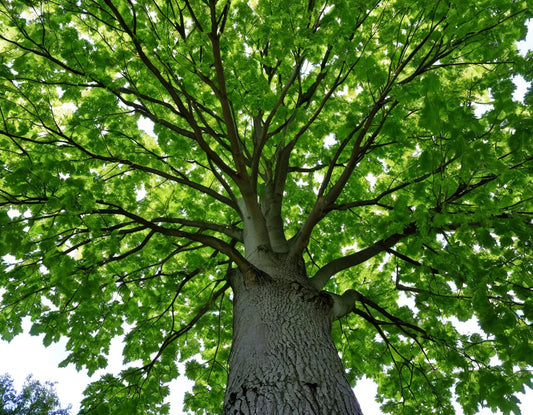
[225,256,363,415]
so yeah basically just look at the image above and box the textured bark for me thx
[225,256,363,415]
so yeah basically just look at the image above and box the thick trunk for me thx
[225,256,362,415]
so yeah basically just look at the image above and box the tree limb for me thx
[310,223,417,290]
[95,200,252,274]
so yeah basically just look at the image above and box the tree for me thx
[0,374,71,415]
[0,0,531,413]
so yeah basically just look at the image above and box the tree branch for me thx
[103,0,240,184]
[208,1,248,183]
[329,156,458,212]
[310,223,417,290]
[152,217,242,241]
[291,97,397,256]
[95,200,252,274]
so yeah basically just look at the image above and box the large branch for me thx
[310,223,417,290]
[290,96,396,256]
[261,173,289,253]
[152,217,243,241]
[95,200,253,274]
[251,57,303,191]
[207,1,248,183]
[310,151,532,291]
[201,2,273,252]
[249,7,383,255]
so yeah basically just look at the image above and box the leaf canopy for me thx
[0,0,532,414]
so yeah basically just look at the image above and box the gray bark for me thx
[224,255,363,415]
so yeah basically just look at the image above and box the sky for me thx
[1,17,532,415]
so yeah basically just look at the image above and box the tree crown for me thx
[0,0,532,413]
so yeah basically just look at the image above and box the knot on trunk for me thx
[243,267,272,288]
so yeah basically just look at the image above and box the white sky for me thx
[1,18,532,415]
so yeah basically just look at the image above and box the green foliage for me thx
[0,373,71,415]
[0,0,532,414]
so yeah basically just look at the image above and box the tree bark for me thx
[225,256,363,415]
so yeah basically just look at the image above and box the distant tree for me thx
[0,1,532,414]
[0,374,71,415]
